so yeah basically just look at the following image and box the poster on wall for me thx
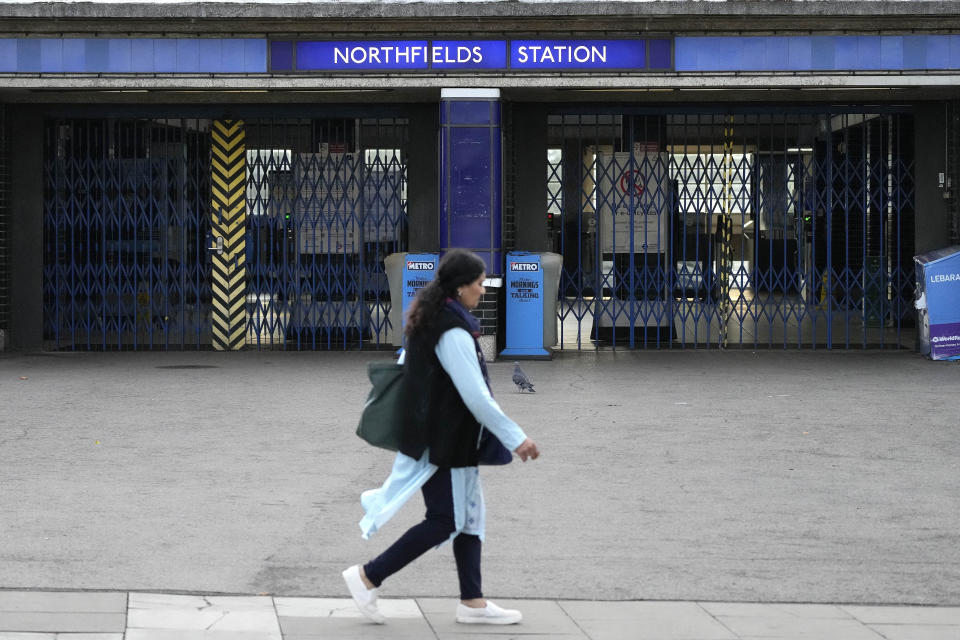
[595,151,670,254]
[294,150,361,254]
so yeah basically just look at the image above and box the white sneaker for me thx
[341,565,386,624]
[456,600,523,625]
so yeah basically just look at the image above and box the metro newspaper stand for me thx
[385,252,438,347]
[501,252,560,359]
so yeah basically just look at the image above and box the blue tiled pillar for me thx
[440,88,502,276]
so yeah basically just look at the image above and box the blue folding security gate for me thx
[547,108,916,349]
[243,118,407,349]
[42,115,407,350]
[43,118,212,350]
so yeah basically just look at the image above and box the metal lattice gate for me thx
[43,118,213,350]
[43,115,408,350]
[547,108,915,349]
[243,117,408,350]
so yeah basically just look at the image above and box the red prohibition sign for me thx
[619,169,645,196]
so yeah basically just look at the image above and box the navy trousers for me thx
[363,468,483,600]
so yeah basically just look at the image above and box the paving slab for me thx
[842,605,960,625]
[0,615,125,634]
[274,597,421,619]
[699,603,852,619]
[0,593,126,613]
[278,616,432,638]
[440,635,574,640]
[129,594,275,610]
[558,601,736,640]
[702,602,886,640]
[866,625,960,640]
[0,635,123,640]
[709,615,885,639]
[126,594,280,634]
[124,632,281,640]
[127,610,282,633]
[418,598,585,637]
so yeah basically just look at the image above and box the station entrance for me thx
[40,104,917,351]
[546,107,916,349]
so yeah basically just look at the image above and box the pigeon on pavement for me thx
[512,362,535,393]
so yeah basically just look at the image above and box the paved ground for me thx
[1,591,959,639]
[1,348,958,637]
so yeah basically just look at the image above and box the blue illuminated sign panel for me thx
[297,41,428,71]
[511,40,646,69]
[432,41,508,70]
[271,39,671,72]
[294,41,508,71]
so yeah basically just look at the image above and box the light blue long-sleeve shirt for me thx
[434,328,528,453]
[358,328,527,541]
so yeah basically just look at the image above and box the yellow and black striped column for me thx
[210,119,247,351]
[718,114,736,348]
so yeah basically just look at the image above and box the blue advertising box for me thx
[501,252,549,358]
[401,254,439,334]
[914,246,960,360]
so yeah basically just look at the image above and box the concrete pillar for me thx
[512,103,550,252]
[914,103,950,254]
[9,107,44,351]
[406,104,439,252]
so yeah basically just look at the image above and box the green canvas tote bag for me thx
[356,361,405,451]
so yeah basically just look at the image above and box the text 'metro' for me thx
[407,261,436,270]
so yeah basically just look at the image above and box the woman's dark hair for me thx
[405,249,486,336]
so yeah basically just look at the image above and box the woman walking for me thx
[343,248,540,625]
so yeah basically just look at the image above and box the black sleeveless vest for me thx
[399,306,509,468]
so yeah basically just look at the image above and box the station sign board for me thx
[269,38,672,72]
